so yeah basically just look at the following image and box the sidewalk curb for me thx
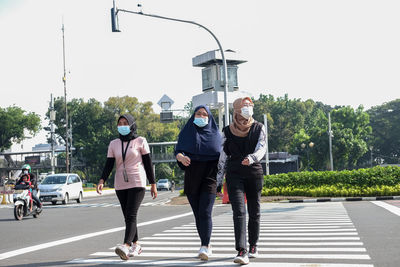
[280,195,400,203]
[83,189,115,198]
[82,186,151,198]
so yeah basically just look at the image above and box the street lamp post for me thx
[111,1,230,126]
[370,146,373,167]
[301,142,314,170]
[328,112,334,171]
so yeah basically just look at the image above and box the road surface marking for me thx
[68,258,374,267]
[90,251,370,260]
[0,211,193,261]
[371,200,400,216]
[69,202,373,266]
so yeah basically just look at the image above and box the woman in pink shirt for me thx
[97,114,157,261]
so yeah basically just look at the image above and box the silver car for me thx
[39,173,83,205]
[157,179,171,191]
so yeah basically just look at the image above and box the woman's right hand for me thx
[177,153,191,166]
[96,179,104,195]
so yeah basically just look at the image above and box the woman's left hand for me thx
[150,184,158,199]
[241,158,250,166]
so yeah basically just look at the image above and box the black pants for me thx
[226,169,263,251]
[187,191,216,246]
[116,187,145,244]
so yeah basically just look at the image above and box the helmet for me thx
[21,164,31,173]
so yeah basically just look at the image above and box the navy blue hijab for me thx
[175,105,222,161]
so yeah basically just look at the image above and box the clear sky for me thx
[1,0,399,150]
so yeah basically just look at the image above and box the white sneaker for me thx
[114,245,130,261]
[198,245,212,261]
[233,249,249,265]
[128,243,142,257]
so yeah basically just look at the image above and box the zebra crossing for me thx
[68,202,374,266]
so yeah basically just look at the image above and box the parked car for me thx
[38,173,83,205]
[157,179,171,191]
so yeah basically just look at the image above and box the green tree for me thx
[48,97,115,180]
[253,94,320,152]
[104,96,180,142]
[253,94,371,171]
[367,99,400,164]
[0,106,41,151]
[48,96,181,182]
[330,106,371,170]
[155,163,173,180]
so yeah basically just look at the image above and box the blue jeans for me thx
[187,191,216,246]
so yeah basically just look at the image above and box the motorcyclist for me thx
[171,180,175,192]
[20,164,42,210]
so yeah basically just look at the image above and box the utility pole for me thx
[62,22,70,173]
[69,118,73,171]
[328,112,334,171]
[49,94,56,174]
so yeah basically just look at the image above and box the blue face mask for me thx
[118,126,131,136]
[193,117,208,127]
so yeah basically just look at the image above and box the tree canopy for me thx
[46,96,181,181]
[0,106,41,152]
[253,94,373,170]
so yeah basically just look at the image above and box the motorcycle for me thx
[13,185,42,220]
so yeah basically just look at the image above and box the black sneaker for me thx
[248,245,258,258]
[233,248,249,265]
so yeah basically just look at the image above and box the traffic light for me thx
[111,8,120,32]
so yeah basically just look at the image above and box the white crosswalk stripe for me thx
[43,203,122,209]
[0,201,171,209]
[68,202,374,266]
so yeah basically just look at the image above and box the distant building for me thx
[32,143,65,152]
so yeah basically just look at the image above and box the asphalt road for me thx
[1,193,400,267]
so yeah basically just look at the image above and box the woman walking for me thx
[217,97,267,265]
[97,114,157,261]
[175,105,222,261]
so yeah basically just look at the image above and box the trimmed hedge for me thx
[263,166,400,197]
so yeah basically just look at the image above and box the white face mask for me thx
[240,106,253,119]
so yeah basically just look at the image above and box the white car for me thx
[39,173,83,205]
[157,179,171,191]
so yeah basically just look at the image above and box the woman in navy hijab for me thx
[175,105,222,261]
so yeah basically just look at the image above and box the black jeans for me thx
[116,187,145,244]
[187,191,216,246]
[226,171,263,251]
